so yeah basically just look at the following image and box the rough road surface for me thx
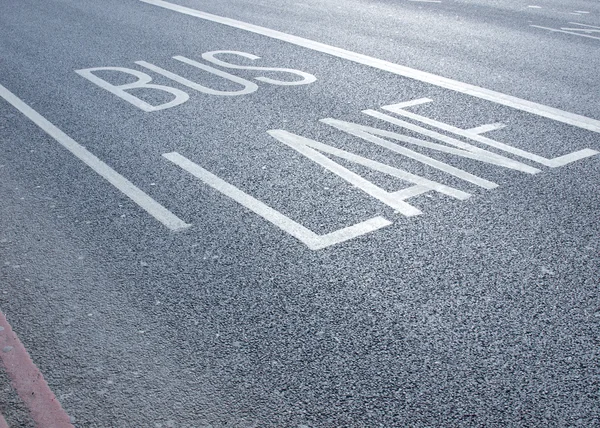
[1,0,599,426]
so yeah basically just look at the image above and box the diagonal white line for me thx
[568,22,600,29]
[0,83,191,232]
[139,0,600,133]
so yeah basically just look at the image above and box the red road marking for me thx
[0,412,9,428]
[0,311,74,428]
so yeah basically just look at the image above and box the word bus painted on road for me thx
[76,50,316,112]
[75,52,598,250]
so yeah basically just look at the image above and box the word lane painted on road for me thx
[163,96,597,249]
[7,0,596,250]
[71,45,599,250]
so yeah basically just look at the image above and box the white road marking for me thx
[561,27,600,33]
[136,57,259,96]
[139,0,600,133]
[0,83,191,232]
[390,185,428,200]
[269,129,472,209]
[569,22,600,29]
[408,0,442,3]
[163,152,391,250]
[75,67,189,112]
[381,100,599,167]
[365,108,541,173]
[384,99,429,110]
[466,123,507,134]
[531,25,600,40]
[201,50,317,86]
[528,5,542,9]
[321,117,499,189]
[574,11,590,14]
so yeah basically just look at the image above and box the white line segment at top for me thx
[139,0,600,134]
[0,83,191,232]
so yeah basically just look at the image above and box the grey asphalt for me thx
[0,0,599,426]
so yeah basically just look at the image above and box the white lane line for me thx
[163,152,392,250]
[531,25,600,40]
[528,5,542,9]
[139,0,600,134]
[574,11,590,14]
[408,0,442,3]
[0,83,191,232]
[561,27,600,33]
[569,22,600,29]
[466,123,507,134]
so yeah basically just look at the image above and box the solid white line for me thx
[569,22,599,29]
[139,0,600,133]
[0,83,191,232]
[138,0,600,133]
[561,27,600,33]
[531,25,600,41]
[163,152,391,250]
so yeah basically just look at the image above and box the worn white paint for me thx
[569,22,599,28]
[531,25,600,41]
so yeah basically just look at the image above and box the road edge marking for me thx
[0,310,74,428]
[0,412,9,428]
[0,83,191,232]
[139,0,600,133]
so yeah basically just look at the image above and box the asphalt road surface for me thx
[1,0,599,426]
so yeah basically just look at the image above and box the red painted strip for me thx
[0,311,74,428]
[0,412,9,428]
